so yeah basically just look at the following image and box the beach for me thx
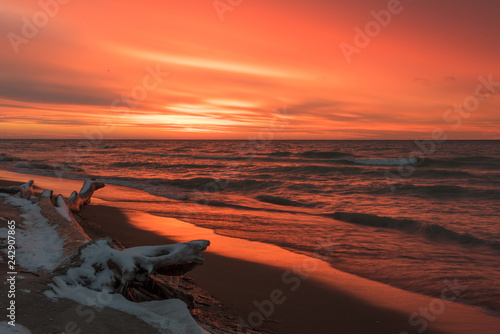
[0,180,161,334]
[1,170,500,334]
[2,0,499,331]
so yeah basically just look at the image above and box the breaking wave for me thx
[343,157,420,166]
[328,212,500,251]
[256,195,305,207]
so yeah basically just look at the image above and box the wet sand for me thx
[77,203,437,334]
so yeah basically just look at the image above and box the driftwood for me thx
[65,180,105,212]
[0,180,35,198]
[37,189,90,256]
[7,180,210,306]
[0,186,19,195]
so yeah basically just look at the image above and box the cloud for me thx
[0,77,112,106]
[413,78,431,86]
[284,100,360,121]
[0,117,89,126]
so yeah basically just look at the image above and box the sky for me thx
[0,0,499,139]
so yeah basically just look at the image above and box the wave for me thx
[31,163,84,172]
[111,161,164,168]
[413,169,475,179]
[192,155,247,160]
[267,151,293,157]
[148,176,280,191]
[0,151,85,173]
[135,151,249,161]
[185,198,312,218]
[327,212,500,251]
[8,159,85,173]
[385,184,500,199]
[110,161,225,170]
[379,184,465,195]
[227,179,282,191]
[137,152,192,158]
[299,150,354,159]
[170,164,225,170]
[256,195,305,207]
[0,153,22,163]
[255,165,329,175]
[343,157,419,166]
[256,165,367,176]
[426,156,500,169]
[151,177,218,189]
[191,199,270,212]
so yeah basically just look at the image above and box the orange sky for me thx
[0,0,499,139]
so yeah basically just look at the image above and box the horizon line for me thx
[0,138,498,141]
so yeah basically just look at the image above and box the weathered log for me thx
[7,179,210,333]
[107,240,210,296]
[55,238,210,303]
[20,180,35,198]
[146,275,195,308]
[0,180,34,198]
[21,179,211,306]
[65,180,105,212]
[0,186,19,195]
[38,190,91,256]
[10,179,209,310]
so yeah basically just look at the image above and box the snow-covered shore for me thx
[0,179,212,334]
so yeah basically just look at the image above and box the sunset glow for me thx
[1,0,499,139]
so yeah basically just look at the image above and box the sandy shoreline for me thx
[1,172,500,333]
[76,203,423,334]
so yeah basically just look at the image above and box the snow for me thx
[19,180,33,190]
[41,190,52,198]
[1,190,207,334]
[54,195,73,221]
[62,240,116,290]
[79,180,94,195]
[46,239,204,333]
[68,191,78,202]
[46,282,201,333]
[0,322,32,333]
[0,194,64,271]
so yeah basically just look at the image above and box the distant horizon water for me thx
[1,138,499,141]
